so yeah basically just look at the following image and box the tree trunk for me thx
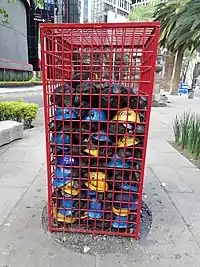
[162,52,175,91]
[192,62,200,89]
[171,48,184,95]
[182,61,189,83]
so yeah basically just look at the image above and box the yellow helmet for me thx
[112,109,140,123]
[112,206,129,216]
[117,136,140,147]
[62,181,80,196]
[83,148,98,157]
[85,172,108,192]
[52,207,76,223]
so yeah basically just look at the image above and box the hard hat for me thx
[88,198,103,219]
[83,148,99,157]
[121,183,138,192]
[53,207,76,223]
[92,130,112,143]
[62,181,80,196]
[113,193,138,215]
[108,155,131,169]
[56,107,78,120]
[85,172,108,192]
[112,109,140,123]
[112,215,129,229]
[52,167,71,188]
[59,199,77,216]
[51,133,70,145]
[115,175,138,192]
[117,136,140,147]
[83,109,106,121]
[57,155,78,166]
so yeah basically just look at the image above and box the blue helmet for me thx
[51,134,70,152]
[83,109,106,121]
[121,183,138,192]
[56,107,78,120]
[51,133,70,145]
[92,130,112,143]
[57,156,78,166]
[108,155,131,169]
[114,193,138,211]
[88,198,103,219]
[112,215,130,229]
[58,199,76,216]
[52,167,71,188]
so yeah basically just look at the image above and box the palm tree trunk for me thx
[171,48,184,95]
[162,52,175,91]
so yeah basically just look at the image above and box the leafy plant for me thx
[180,110,192,149]
[187,114,200,154]
[0,100,38,128]
[173,111,200,159]
[173,114,181,145]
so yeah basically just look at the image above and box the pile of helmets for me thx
[49,77,148,232]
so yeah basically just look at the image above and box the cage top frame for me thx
[40,22,160,30]
[40,22,160,50]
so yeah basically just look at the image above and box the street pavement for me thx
[0,86,43,107]
[0,86,200,110]
[0,95,200,266]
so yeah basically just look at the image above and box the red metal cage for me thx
[40,22,159,239]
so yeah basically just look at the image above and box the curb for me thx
[0,86,43,94]
[0,82,42,88]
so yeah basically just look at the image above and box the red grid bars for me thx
[40,22,160,239]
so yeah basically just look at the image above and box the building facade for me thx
[27,0,80,71]
[81,0,132,23]
[0,0,33,81]
[132,0,150,6]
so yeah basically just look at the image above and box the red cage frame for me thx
[40,22,159,239]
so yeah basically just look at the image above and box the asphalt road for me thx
[0,88,200,108]
[0,90,44,107]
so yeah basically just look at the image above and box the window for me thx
[124,0,127,10]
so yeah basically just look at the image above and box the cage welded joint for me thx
[40,22,160,239]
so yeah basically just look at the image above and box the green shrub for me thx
[173,111,200,159]
[0,100,38,128]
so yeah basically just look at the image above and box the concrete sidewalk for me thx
[0,95,200,266]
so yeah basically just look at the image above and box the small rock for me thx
[161,182,166,187]
[83,246,91,253]
[1,251,9,255]
[36,188,41,192]
[175,253,182,259]
[4,223,11,227]
[62,237,67,243]
[56,238,62,244]
[30,215,35,218]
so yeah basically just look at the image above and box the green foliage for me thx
[129,2,154,22]
[0,100,38,128]
[173,111,200,159]
[153,0,200,52]
[0,0,16,24]
[173,114,181,145]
